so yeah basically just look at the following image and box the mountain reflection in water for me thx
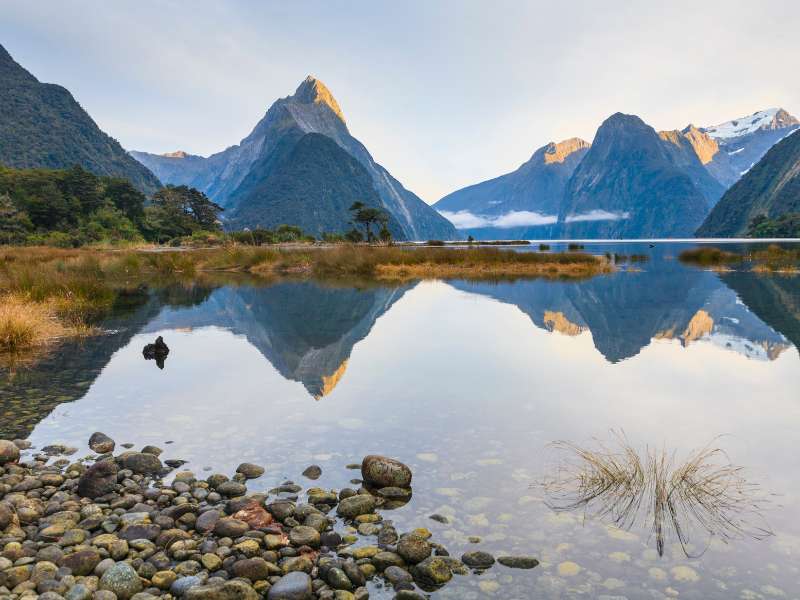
[1,242,799,441]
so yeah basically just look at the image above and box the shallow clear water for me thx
[2,241,800,599]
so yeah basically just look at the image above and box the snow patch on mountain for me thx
[704,108,780,140]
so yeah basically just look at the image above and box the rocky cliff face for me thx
[697,129,800,237]
[132,77,455,240]
[557,113,712,238]
[0,44,160,195]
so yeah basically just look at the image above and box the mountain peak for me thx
[703,108,800,140]
[292,76,345,122]
[543,137,591,164]
[162,150,190,158]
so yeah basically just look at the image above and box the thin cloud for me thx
[565,210,630,223]
[438,210,557,229]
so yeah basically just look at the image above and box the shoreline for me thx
[0,435,538,599]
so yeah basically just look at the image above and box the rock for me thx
[0,501,13,529]
[377,487,411,499]
[142,336,170,368]
[77,461,118,499]
[397,536,432,564]
[428,514,449,524]
[497,555,539,569]
[141,445,163,456]
[384,565,413,587]
[394,591,425,600]
[89,432,115,454]
[217,481,247,497]
[266,571,313,600]
[371,552,405,571]
[301,466,321,480]
[232,501,272,529]
[213,518,248,538]
[461,551,495,569]
[195,510,221,534]
[171,576,203,596]
[65,584,92,600]
[121,452,163,475]
[185,580,258,600]
[232,558,272,582]
[235,464,264,479]
[59,550,101,576]
[361,456,412,489]
[336,495,376,519]
[412,556,452,587]
[0,439,21,464]
[119,523,161,541]
[288,526,320,548]
[152,571,178,590]
[99,562,143,600]
[326,567,352,591]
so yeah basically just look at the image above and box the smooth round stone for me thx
[383,565,414,586]
[289,526,320,548]
[217,481,247,497]
[99,562,143,600]
[0,439,21,465]
[412,556,452,586]
[185,580,258,600]
[326,567,352,591]
[121,453,163,475]
[236,464,264,479]
[60,550,101,576]
[301,466,321,480]
[89,433,115,454]
[266,571,313,600]
[171,576,203,596]
[396,536,431,564]
[77,462,119,499]
[336,495,376,519]
[213,518,248,538]
[65,583,92,600]
[461,551,495,569]
[497,555,539,569]
[360,456,412,488]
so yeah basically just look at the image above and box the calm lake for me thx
[2,241,799,599]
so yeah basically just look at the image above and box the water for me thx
[2,241,799,598]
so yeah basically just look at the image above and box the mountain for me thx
[557,113,716,238]
[0,44,160,195]
[700,108,800,186]
[132,77,456,240]
[433,138,590,236]
[696,129,800,237]
[226,132,404,237]
[129,150,207,187]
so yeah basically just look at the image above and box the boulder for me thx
[89,432,115,454]
[361,455,412,488]
[77,461,118,499]
[121,452,163,475]
[0,439,20,465]
[266,572,313,600]
[99,562,143,600]
[336,495,376,519]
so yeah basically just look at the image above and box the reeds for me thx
[678,247,743,266]
[539,432,773,557]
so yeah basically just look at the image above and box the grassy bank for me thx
[679,244,800,272]
[0,244,610,354]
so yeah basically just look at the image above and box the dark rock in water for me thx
[301,465,322,480]
[266,571,313,599]
[121,452,163,475]
[143,336,170,369]
[497,555,539,569]
[336,494,376,519]
[236,463,264,479]
[0,439,21,465]
[89,432,115,454]
[461,551,495,569]
[397,535,432,564]
[361,455,412,488]
[429,514,449,524]
[412,556,453,587]
[77,460,118,498]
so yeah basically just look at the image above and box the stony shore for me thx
[0,437,539,600]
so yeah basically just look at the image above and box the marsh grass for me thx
[539,433,773,557]
[678,247,744,266]
[679,244,800,273]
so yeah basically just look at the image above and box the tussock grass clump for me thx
[678,247,743,266]
[0,295,65,352]
[540,433,772,557]
[750,244,800,273]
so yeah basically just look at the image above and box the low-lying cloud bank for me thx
[438,208,631,229]
[437,210,557,229]
[564,210,630,223]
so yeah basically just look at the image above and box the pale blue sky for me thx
[2,1,798,202]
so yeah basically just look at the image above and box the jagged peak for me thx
[162,150,191,159]
[292,76,345,123]
[703,107,800,140]
[542,137,591,164]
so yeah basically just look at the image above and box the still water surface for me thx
[2,242,799,598]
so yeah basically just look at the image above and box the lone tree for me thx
[349,201,390,243]
[146,185,223,240]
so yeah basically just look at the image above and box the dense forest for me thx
[0,165,223,246]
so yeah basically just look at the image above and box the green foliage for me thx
[227,225,315,246]
[349,201,390,243]
[0,165,218,246]
[746,213,800,238]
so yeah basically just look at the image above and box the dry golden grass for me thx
[539,432,773,557]
[0,294,66,353]
[372,260,610,280]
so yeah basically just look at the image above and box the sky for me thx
[2,0,799,203]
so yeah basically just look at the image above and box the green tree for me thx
[104,178,146,225]
[145,185,223,241]
[0,192,33,243]
[349,201,389,243]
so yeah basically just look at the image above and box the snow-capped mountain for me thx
[703,108,798,140]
